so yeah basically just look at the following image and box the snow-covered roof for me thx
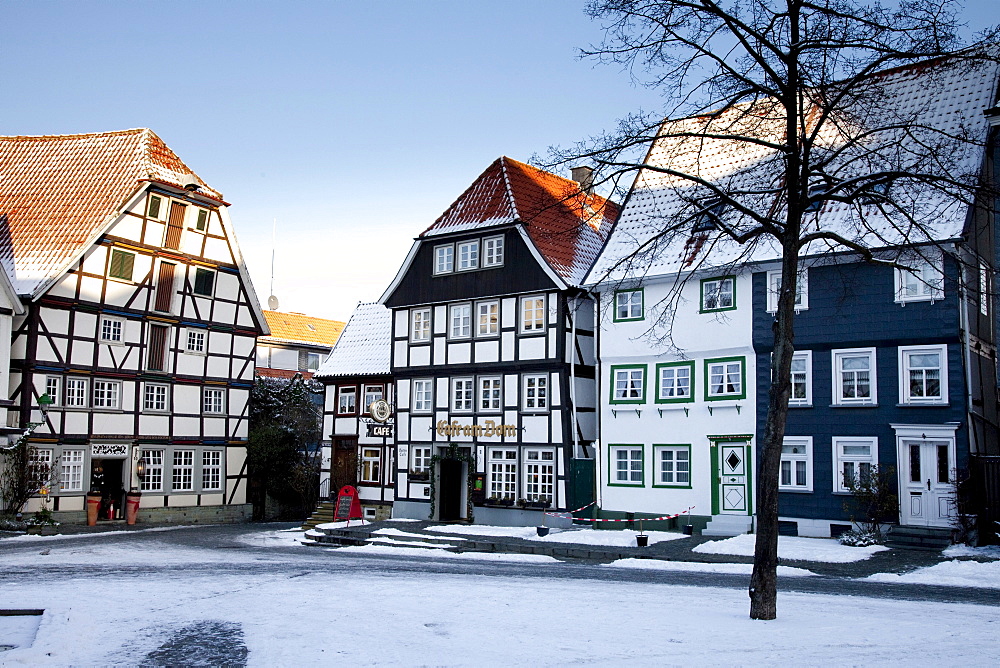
[314,302,391,378]
[587,55,1000,285]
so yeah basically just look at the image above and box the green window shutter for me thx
[147,195,161,219]
[196,209,208,231]
[109,249,134,281]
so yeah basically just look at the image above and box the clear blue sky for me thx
[1,1,995,320]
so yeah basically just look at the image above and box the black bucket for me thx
[636,534,649,547]
[536,526,550,537]
[683,524,694,535]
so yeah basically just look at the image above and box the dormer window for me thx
[195,208,208,231]
[692,198,725,232]
[457,240,479,271]
[805,184,827,212]
[483,236,504,267]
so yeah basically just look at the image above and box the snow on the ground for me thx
[866,559,1000,589]
[693,533,888,562]
[0,525,200,543]
[332,543,560,562]
[2,538,997,665]
[365,537,452,549]
[384,518,419,522]
[314,520,370,530]
[235,529,307,548]
[426,524,688,546]
[372,528,467,541]
[943,544,1000,559]
[606,558,816,577]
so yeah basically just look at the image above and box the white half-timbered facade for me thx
[381,158,617,525]
[0,129,268,524]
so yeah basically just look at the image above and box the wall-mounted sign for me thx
[92,443,129,458]
[436,420,517,438]
[367,423,393,438]
[369,399,392,423]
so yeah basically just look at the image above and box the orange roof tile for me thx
[256,368,316,381]
[261,310,346,348]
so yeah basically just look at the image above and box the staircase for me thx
[303,524,470,551]
[885,525,952,551]
[702,514,753,537]
[301,501,336,530]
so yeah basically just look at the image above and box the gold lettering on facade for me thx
[436,419,517,438]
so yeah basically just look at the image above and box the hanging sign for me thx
[334,485,363,521]
[369,399,392,423]
[367,423,393,438]
[92,444,129,458]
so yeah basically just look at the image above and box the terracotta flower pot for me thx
[85,492,102,526]
[125,491,141,525]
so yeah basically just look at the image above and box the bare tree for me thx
[549,0,999,619]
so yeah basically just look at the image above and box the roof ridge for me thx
[499,156,521,222]
[0,128,149,142]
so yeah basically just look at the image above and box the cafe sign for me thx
[366,423,393,438]
[92,443,129,458]
[436,420,518,438]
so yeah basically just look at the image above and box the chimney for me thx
[571,166,594,194]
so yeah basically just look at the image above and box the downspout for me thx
[570,295,579,459]
[592,290,603,511]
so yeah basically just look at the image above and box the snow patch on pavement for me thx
[693,533,888,562]
[606,558,816,577]
[426,524,688,546]
[943,544,1000,559]
[373,528,467,541]
[333,543,560,562]
[865,559,1000,589]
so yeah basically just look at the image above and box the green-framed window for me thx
[609,444,644,486]
[700,275,736,312]
[610,365,646,404]
[705,356,746,400]
[613,289,644,322]
[656,361,695,403]
[653,444,691,488]
[108,248,136,281]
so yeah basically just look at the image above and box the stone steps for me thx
[702,515,753,537]
[885,525,952,551]
[301,502,336,530]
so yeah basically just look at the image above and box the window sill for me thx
[788,403,813,409]
[652,484,693,490]
[778,488,814,494]
[99,340,127,347]
[92,408,125,413]
[704,398,746,406]
[653,402,694,409]
[896,402,950,408]
[142,410,171,415]
[184,350,207,356]
[829,403,878,408]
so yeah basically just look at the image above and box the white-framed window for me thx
[411,446,432,476]
[657,361,694,403]
[60,449,84,492]
[147,193,165,220]
[457,240,479,271]
[489,448,518,498]
[451,377,474,412]
[832,348,877,405]
[185,329,207,354]
[306,352,322,371]
[203,388,225,414]
[65,377,88,407]
[412,380,433,413]
[411,308,431,342]
[614,289,643,321]
[140,449,164,492]
[45,376,61,406]
[520,295,545,333]
[767,269,809,312]
[789,351,812,407]
[434,244,454,275]
[202,450,222,490]
[701,276,735,312]
[610,445,644,486]
[611,366,645,403]
[361,448,381,483]
[981,260,990,317]
[899,344,947,405]
[363,385,383,412]
[706,357,745,400]
[833,437,877,493]
[172,449,194,491]
[654,445,690,487]
[524,449,554,502]
[483,236,504,267]
[337,386,356,414]
[476,301,499,337]
[92,380,121,410]
[449,303,472,339]
[100,316,124,343]
[780,437,813,491]
[895,257,944,303]
[522,374,548,411]
[479,376,502,412]
[27,447,52,483]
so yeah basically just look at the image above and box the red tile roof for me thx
[261,310,346,348]
[256,368,316,381]
[422,157,618,286]
[0,128,222,296]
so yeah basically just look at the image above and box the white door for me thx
[898,439,955,527]
[718,443,749,515]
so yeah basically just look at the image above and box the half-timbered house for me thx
[381,157,617,524]
[0,129,268,524]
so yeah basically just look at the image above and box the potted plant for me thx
[498,496,515,507]
[26,508,59,535]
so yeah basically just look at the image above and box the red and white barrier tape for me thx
[545,505,696,523]
[543,501,595,518]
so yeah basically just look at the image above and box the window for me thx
[488,448,518,499]
[483,236,504,267]
[337,386,356,414]
[610,365,645,404]
[193,268,215,297]
[520,295,545,333]
[789,351,812,407]
[164,202,185,250]
[45,376,61,406]
[805,184,827,212]
[195,208,208,231]
[899,345,947,405]
[60,449,84,492]
[147,194,163,220]
[767,269,809,312]
[140,450,164,492]
[780,437,812,491]
[449,303,471,339]
[147,324,169,372]
[108,249,135,281]
[203,388,225,414]
[411,308,431,342]
[894,256,943,303]
[832,348,877,405]
[457,240,479,270]
[610,445,644,486]
[202,451,222,491]
[981,261,990,316]
[451,378,474,412]
[306,352,322,371]
[154,261,176,312]
[522,374,548,411]
[100,316,124,343]
[412,380,433,413]
[524,449,554,502]
[92,380,121,409]
[172,449,194,491]
[705,357,745,400]
[144,383,169,411]
[65,377,88,408]
[701,276,735,312]
[656,361,694,403]
[692,198,725,232]
[654,445,691,487]
[434,244,454,274]
[361,448,381,483]
[479,376,502,412]
[477,301,499,337]
[27,448,52,485]
[614,289,643,322]
[364,385,383,412]
[833,437,877,492]
[410,446,432,477]
[186,329,206,354]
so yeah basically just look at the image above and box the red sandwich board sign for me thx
[334,485,363,523]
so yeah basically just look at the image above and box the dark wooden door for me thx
[165,202,185,249]
[332,439,357,492]
[438,459,463,521]
[155,262,175,312]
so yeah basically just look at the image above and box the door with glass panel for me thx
[714,442,750,515]
[898,439,955,527]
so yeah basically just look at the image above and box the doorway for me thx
[437,458,464,521]
[898,439,956,527]
[713,441,751,515]
[91,459,125,520]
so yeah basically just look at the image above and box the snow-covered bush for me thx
[838,529,883,547]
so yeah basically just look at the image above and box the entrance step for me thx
[702,515,753,537]
[303,525,467,551]
[885,525,952,551]
[301,501,336,530]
